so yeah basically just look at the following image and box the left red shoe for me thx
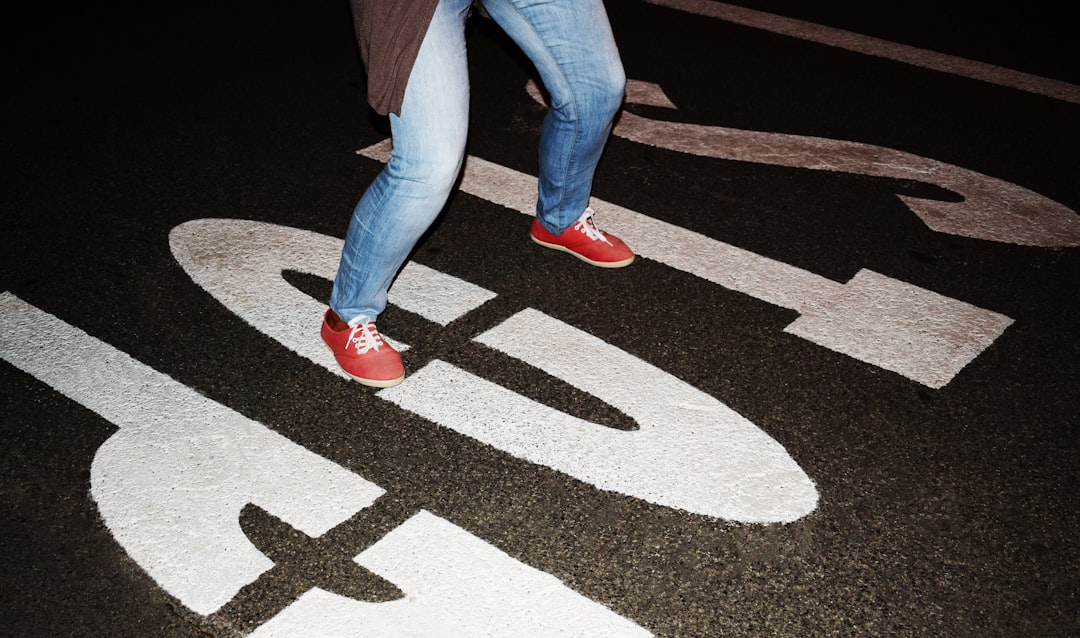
[321,310,404,388]
[530,208,635,268]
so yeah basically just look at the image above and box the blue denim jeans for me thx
[330,0,625,325]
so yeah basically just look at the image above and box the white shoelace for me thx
[573,208,614,246]
[347,322,385,354]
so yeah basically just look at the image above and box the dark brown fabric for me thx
[349,0,440,116]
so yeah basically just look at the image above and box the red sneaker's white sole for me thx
[530,235,635,268]
[342,370,405,388]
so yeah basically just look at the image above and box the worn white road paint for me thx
[610,80,1080,248]
[251,511,651,638]
[169,218,817,521]
[360,140,1013,388]
[644,0,1080,105]
[0,292,384,615]
[0,292,649,633]
[380,310,819,522]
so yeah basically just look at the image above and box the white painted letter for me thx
[169,219,818,522]
[380,310,818,523]
[0,292,649,633]
[251,512,651,638]
[0,292,383,615]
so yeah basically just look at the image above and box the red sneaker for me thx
[530,208,634,268]
[321,310,404,388]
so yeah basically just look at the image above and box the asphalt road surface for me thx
[3,1,1078,636]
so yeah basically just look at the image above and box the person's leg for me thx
[330,0,473,327]
[479,0,626,235]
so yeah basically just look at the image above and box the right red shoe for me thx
[530,207,635,268]
[321,310,404,388]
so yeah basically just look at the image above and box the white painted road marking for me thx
[0,292,650,634]
[611,80,1080,248]
[615,81,1080,247]
[170,218,818,522]
[360,140,1014,388]
[382,310,818,522]
[0,292,384,615]
[644,0,1080,105]
[251,511,651,638]
[784,269,1014,388]
[169,219,498,368]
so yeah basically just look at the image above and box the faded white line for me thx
[644,0,1080,105]
[610,80,1080,248]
